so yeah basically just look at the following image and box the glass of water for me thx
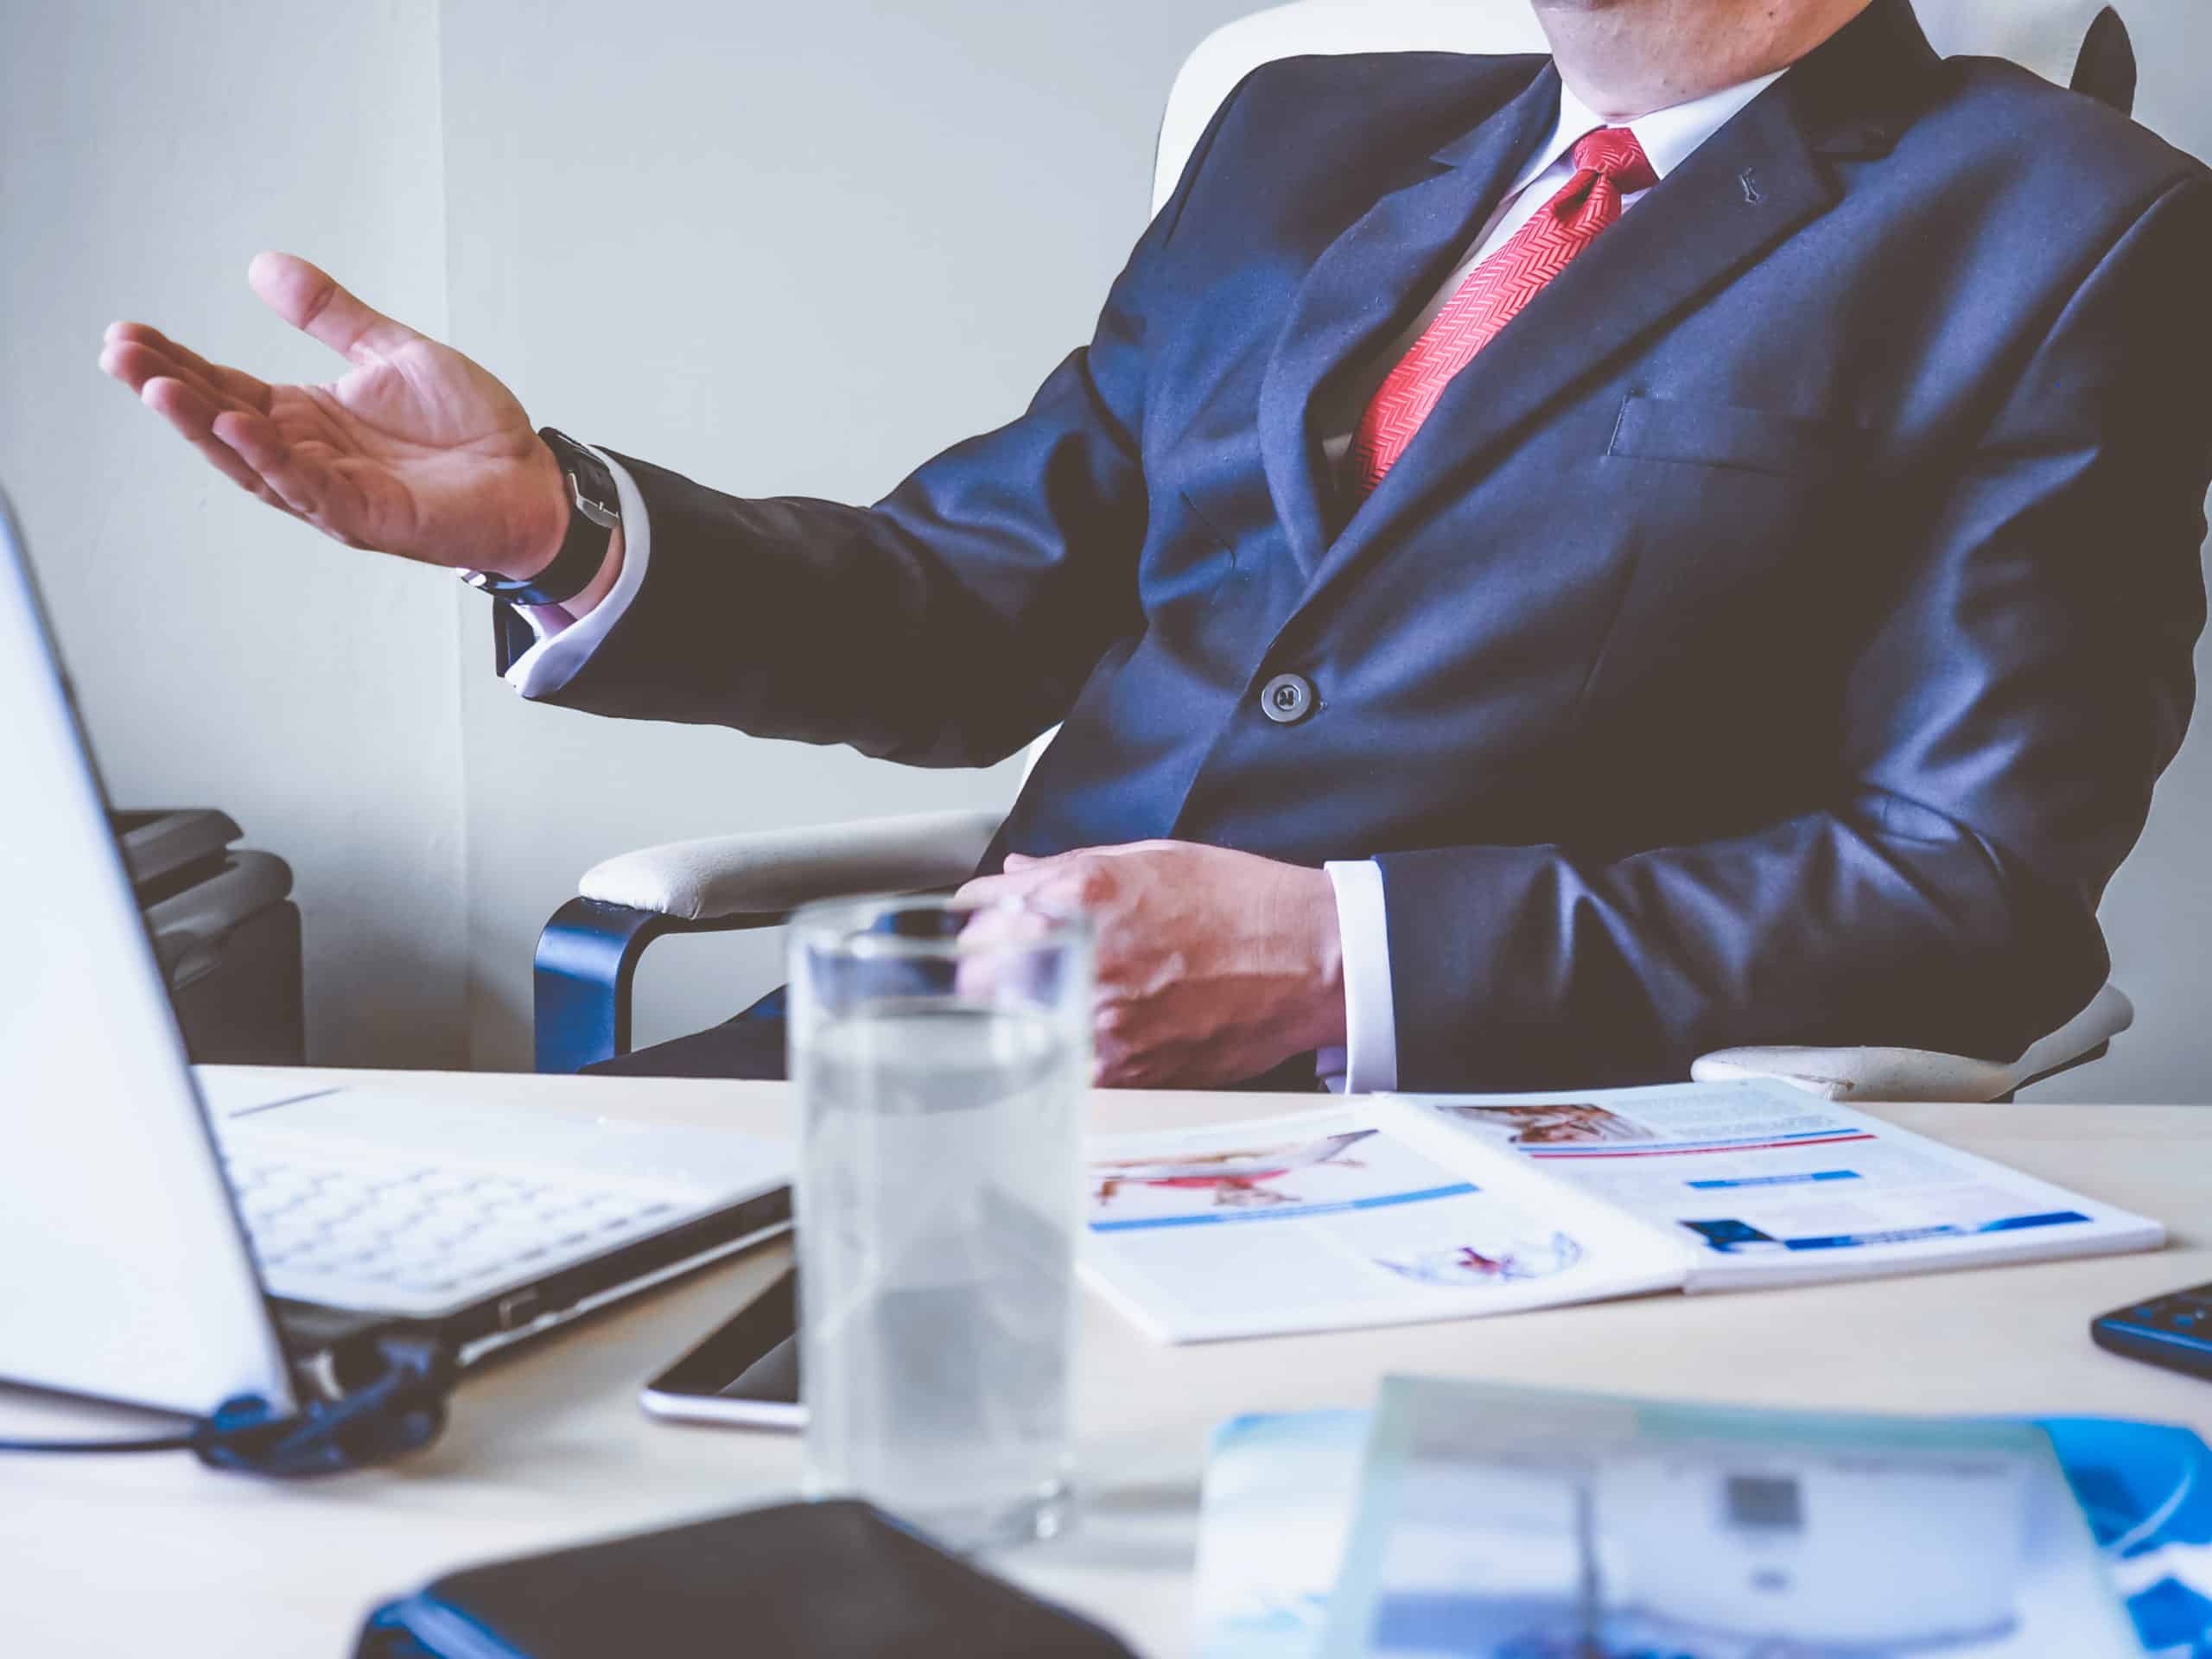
[789,893,1091,1551]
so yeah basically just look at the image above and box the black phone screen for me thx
[641,1266,802,1427]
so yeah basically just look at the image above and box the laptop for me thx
[0,486,790,1420]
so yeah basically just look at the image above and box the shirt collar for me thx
[1510,67,1789,194]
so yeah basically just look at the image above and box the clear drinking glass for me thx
[789,893,1092,1551]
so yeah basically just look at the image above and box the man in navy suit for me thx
[104,0,2212,1090]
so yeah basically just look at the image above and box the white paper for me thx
[1389,1080,2164,1291]
[1079,1105,1685,1344]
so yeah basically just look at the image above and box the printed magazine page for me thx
[1078,1106,1687,1344]
[1319,1378,2144,1659]
[1387,1081,2164,1291]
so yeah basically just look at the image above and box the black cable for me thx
[0,1332,458,1477]
[0,1429,200,1454]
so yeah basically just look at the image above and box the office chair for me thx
[536,0,2150,1102]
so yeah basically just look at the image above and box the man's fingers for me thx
[104,313,379,545]
[246,251,418,364]
[139,378,286,504]
[956,870,1080,910]
[103,337,259,422]
[211,409,368,533]
[982,848,1086,882]
[954,870,1037,906]
[103,321,272,410]
[1001,842,1156,872]
[212,409,327,508]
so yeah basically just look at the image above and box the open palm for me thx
[99,252,568,576]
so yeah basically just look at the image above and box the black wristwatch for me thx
[461,428,620,608]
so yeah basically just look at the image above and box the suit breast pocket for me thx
[1147,451,1281,611]
[1175,452,1279,563]
[1607,392,1864,478]
[1574,391,1881,734]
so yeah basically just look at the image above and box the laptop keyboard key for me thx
[226,1144,701,1311]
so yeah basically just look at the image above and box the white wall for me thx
[9,0,2206,1095]
[0,0,469,1069]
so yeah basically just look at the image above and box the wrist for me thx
[466,429,620,608]
[1287,865,1348,1052]
[495,435,573,582]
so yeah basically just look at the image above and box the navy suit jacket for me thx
[542,0,2212,1090]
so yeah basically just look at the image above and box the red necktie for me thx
[1349,127,1658,498]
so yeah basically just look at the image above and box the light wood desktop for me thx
[3,1068,2208,1657]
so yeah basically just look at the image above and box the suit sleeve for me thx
[522,85,1251,769]
[1378,173,2212,1090]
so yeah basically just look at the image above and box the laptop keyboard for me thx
[222,1141,698,1312]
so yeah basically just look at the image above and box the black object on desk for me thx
[109,808,304,1065]
[356,1499,1136,1659]
[2093,1281,2212,1381]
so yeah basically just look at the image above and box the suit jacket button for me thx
[1261,672,1314,724]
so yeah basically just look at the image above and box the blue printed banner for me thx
[1090,1182,1478,1234]
[1785,1211,2092,1252]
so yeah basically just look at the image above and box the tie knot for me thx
[1571,127,1657,194]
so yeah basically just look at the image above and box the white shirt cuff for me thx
[503,448,652,700]
[1323,858,1397,1094]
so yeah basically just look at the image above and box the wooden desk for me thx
[3,1069,2208,1657]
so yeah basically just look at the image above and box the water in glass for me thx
[794,997,1085,1550]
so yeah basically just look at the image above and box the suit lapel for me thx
[1256,62,1562,581]
[1294,0,1940,611]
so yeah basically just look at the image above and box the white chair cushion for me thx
[1693,984,2135,1103]
[580,809,1002,922]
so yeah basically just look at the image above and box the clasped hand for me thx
[957,841,1346,1089]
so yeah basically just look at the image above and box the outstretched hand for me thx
[99,252,568,578]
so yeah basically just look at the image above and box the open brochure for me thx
[1080,1080,2162,1343]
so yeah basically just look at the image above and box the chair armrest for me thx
[580,808,1005,923]
[537,807,1007,1073]
[1689,982,2135,1103]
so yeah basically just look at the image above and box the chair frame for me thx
[533,901,774,1074]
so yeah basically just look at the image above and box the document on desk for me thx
[1080,1104,1688,1343]
[1080,1082,2162,1343]
[1395,1080,2165,1292]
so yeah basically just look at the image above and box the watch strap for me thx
[462,429,619,608]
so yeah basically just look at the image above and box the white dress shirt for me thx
[503,65,1786,1090]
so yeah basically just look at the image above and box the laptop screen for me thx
[0,490,295,1414]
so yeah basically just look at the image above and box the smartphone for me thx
[2091,1280,2212,1382]
[639,1266,803,1430]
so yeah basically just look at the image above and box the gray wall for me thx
[5,0,2205,1095]
[0,0,470,1070]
